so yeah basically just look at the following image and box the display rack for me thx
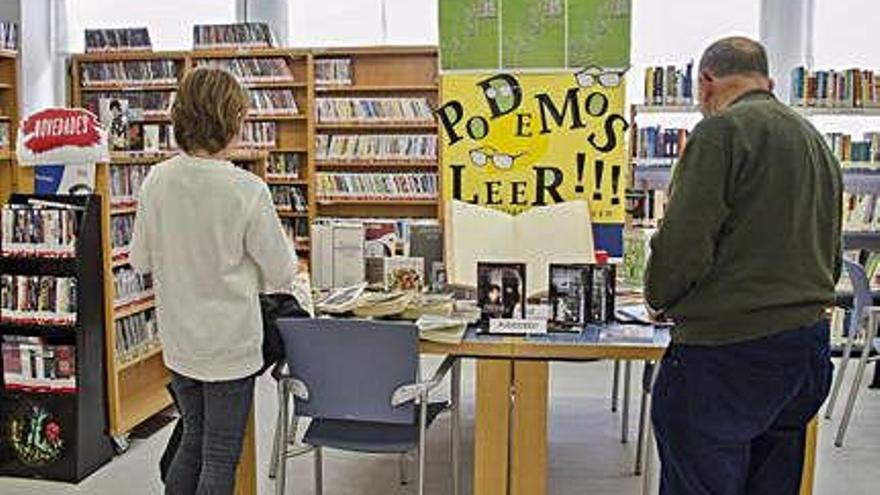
[0,194,114,481]
[0,49,19,202]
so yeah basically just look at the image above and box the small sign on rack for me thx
[487,318,547,336]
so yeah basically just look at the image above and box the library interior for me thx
[0,1,878,494]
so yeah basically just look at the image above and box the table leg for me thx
[234,406,257,495]
[510,360,549,495]
[451,359,462,495]
[475,359,513,495]
[799,417,818,495]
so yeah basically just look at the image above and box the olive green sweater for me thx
[645,90,842,345]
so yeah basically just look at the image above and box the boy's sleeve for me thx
[245,184,299,293]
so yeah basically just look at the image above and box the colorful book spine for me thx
[317,173,439,201]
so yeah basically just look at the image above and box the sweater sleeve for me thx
[129,179,152,274]
[245,184,299,293]
[645,118,733,311]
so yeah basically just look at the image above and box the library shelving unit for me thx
[0,49,20,203]
[0,194,114,481]
[311,46,440,221]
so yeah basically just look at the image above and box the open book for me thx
[446,200,596,297]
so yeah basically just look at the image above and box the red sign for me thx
[16,107,109,166]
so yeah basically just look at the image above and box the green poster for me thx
[440,0,500,70]
[501,0,566,68]
[567,0,631,68]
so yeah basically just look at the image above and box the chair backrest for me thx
[277,318,418,425]
[844,260,872,338]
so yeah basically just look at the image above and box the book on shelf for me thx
[99,98,130,151]
[315,58,352,86]
[280,217,309,245]
[110,214,134,253]
[477,262,526,323]
[269,184,308,212]
[0,21,18,52]
[1,205,79,258]
[85,28,152,53]
[113,267,153,307]
[84,91,175,119]
[446,200,595,297]
[0,122,10,149]
[2,336,76,393]
[643,62,694,107]
[238,122,276,148]
[826,131,880,164]
[110,164,152,207]
[409,223,443,289]
[0,275,77,326]
[843,192,880,232]
[115,308,159,365]
[316,134,437,163]
[193,22,274,50]
[249,89,299,116]
[365,256,424,291]
[634,126,688,162]
[81,60,179,87]
[317,172,438,201]
[267,153,303,179]
[791,66,880,108]
[316,97,434,123]
[195,57,293,83]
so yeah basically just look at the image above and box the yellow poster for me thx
[438,72,629,228]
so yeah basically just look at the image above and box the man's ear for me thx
[768,78,776,92]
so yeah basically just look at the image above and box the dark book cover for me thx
[477,262,526,325]
[548,264,591,329]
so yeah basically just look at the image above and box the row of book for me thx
[1,206,78,258]
[110,214,134,251]
[633,126,689,160]
[195,57,293,83]
[317,173,439,201]
[81,60,179,87]
[267,153,304,179]
[643,63,695,107]
[270,185,308,212]
[791,67,880,108]
[110,165,151,207]
[115,309,159,366]
[0,21,18,52]
[2,337,76,394]
[316,97,434,123]
[843,193,880,232]
[110,122,176,153]
[240,122,277,148]
[85,91,175,118]
[193,23,273,50]
[249,89,299,115]
[629,189,667,228]
[315,134,437,162]
[281,218,309,245]
[113,267,153,307]
[315,58,352,86]
[85,28,151,53]
[825,132,880,163]
[0,276,78,326]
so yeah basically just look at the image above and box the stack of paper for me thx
[416,315,468,344]
[353,291,416,318]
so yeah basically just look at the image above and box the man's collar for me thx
[728,88,775,108]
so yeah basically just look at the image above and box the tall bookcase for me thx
[67,45,441,438]
[0,49,19,203]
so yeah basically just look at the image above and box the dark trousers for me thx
[165,372,255,495]
[651,321,832,495]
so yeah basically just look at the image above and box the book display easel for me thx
[68,44,440,439]
[0,194,113,481]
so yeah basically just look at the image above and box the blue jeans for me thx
[165,372,255,495]
[651,321,832,495]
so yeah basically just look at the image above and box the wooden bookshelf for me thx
[0,49,20,203]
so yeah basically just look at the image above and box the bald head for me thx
[699,37,769,78]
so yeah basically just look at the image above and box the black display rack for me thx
[0,194,113,482]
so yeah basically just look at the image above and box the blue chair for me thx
[271,318,457,495]
[825,260,880,446]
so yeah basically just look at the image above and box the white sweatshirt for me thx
[129,154,298,381]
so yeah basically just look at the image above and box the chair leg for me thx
[269,379,286,479]
[451,359,462,495]
[622,360,632,443]
[835,311,879,447]
[275,381,289,495]
[826,313,859,419]
[611,360,621,412]
[398,453,412,486]
[418,398,428,495]
[634,361,653,475]
[314,447,324,495]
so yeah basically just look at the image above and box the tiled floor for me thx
[1,358,878,494]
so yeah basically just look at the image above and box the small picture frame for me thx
[477,262,526,326]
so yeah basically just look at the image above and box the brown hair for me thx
[171,68,248,154]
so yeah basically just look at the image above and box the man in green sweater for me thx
[646,37,841,495]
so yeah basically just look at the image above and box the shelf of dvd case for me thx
[242,81,307,90]
[316,84,438,93]
[791,106,880,117]
[110,151,177,164]
[315,122,437,131]
[113,297,155,321]
[116,345,163,373]
[80,82,179,92]
[245,113,305,121]
[315,161,438,171]
[317,198,438,206]
[0,257,77,277]
[632,104,701,114]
